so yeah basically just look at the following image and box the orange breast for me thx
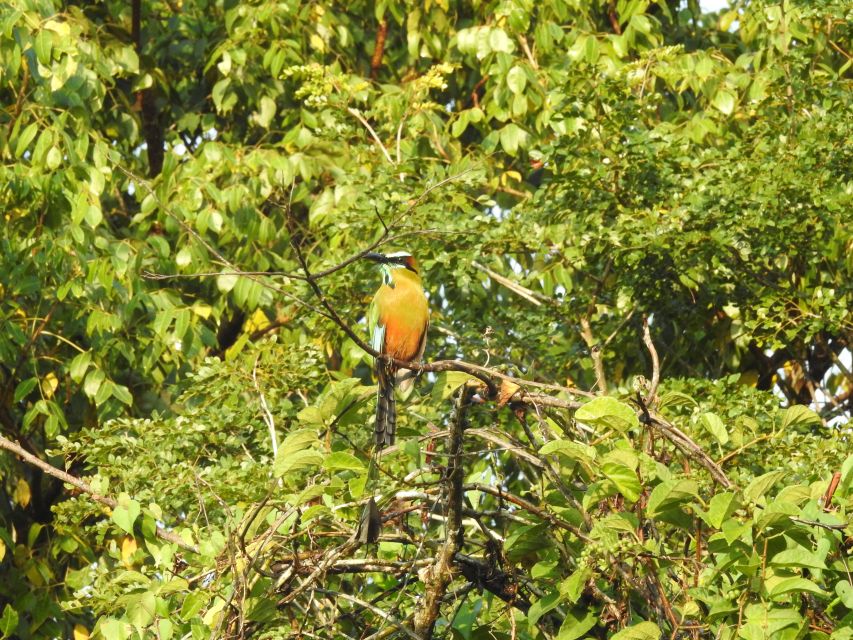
[377,277,428,362]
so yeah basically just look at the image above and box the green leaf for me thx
[539,439,596,462]
[646,479,698,516]
[15,122,39,158]
[112,497,141,534]
[499,123,526,156]
[112,383,133,406]
[274,449,325,477]
[744,470,786,503]
[0,605,18,638]
[780,405,821,430]
[506,65,527,94]
[488,28,514,53]
[770,547,827,570]
[602,461,641,502]
[556,608,596,640]
[836,581,853,608]
[83,368,105,399]
[700,412,729,445]
[13,378,37,403]
[348,473,368,498]
[558,566,591,604]
[324,451,365,472]
[254,96,277,129]
[433,371,473,401]
[527,590,562,626]
[69,351,92,383]
[575,397,639,433]
[611,621,661,639]
[767,576,826,599]
[180,591,208,621]
[701,491,740,529]
[712,89,736,115]
[98,618,127,640]
[126,591,156,628]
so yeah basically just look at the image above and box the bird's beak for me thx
[363,252,387,264]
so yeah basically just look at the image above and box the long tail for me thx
[375,364,397,447]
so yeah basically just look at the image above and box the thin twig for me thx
[472,261,546,306]
[252,356,278,459]
[464,483,590,542]
[347,107,395,165]
[314,589,421,640]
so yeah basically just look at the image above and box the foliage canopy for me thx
[0,0,851,638]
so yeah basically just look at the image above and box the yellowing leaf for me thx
[121,536,138,567]
[14,478,31,508]
[245,308,271,333]
[41,372,59,399]
[73,624,90,640]
[497,379,520,407]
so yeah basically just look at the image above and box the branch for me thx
[648,413,731,487]
[0,434,199,553]
[314,588,421,640]
[642,315,660,404]
[580,316,607,393]
[464,483,590,542]
[347,107,395,165]
[454,553,531,613]
[118,167,333,321]
[369,19,388,79]
[517,35,538,70]
[413,386,473,637]
[472,260,547,306]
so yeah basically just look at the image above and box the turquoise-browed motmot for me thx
[364,252,429,447]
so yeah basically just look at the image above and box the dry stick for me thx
[292,169,474,282]
[642,315,661,404]
[0,434,199,553]
[413,387,473,638]
[252,356,278,459]
[822,471,842,510]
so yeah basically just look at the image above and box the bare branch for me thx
[0,434,199,553]
[642,315,660,404]
[314,588,421,640]
[472,260,546,306]
[347,107,395,165]
[414,386,473,637]
[648,412,732,487]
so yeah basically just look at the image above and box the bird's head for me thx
[363,251,420,275]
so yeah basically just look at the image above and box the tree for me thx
[0,0,851,638]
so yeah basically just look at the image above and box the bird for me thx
[364,251,429,448]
